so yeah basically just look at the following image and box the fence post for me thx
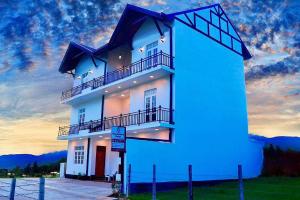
[9,178,16,200]
[126,164,131,198]
[138,110,141,125]
[152,164,156,200]
[188,165,193,200]
[39,177,45,200]
[238,165,244,200]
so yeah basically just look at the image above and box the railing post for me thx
[103,117,106,130]
[152,164,156,200]
[159,105,162,122]
[140,58,143,72]
[39,177,45,200]
[238,164,244,200]
[138,110,141,125]
[120,114,123,126]
[160,50,163,65]
[126,164,131,198]
[188,165,193,200]
[9,178,16,200]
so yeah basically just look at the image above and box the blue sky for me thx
[0,0,299,155]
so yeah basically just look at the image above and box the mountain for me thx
[250,134,300,151]
[0,150,67,169]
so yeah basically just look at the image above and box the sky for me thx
[0,0,299,155]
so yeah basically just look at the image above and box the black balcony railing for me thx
[58,107,173,137]
[61,51,172,101]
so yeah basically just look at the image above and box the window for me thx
[146,41,158,67]
[78,108,85,124]
[74,146,84,164]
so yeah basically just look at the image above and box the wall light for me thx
[105,90,109,93]
[77,76,81,79]
[139,47,144,52]
[88,70,93,74]
[99,135,103,138]
[118,86,122,89]
[149,75,154,79]
[155,128,159,131]
[160,35,166,43]
[118,55,122,60]
[133,80,137,84]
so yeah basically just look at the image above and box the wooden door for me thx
[95,146,106,177]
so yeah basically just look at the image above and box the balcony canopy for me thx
[59,4,252,73]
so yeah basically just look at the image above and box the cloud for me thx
[245,53,300,81]
[0,0,122,73]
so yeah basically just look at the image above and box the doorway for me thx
[144,88,157,122]
[95,146,106,177]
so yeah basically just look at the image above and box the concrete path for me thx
[0,178,114,200]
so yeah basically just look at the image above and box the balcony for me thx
[61,51,173,103]
[57,107,174,139]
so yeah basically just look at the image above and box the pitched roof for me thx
[59,42,95,73]
[59,4,252,73]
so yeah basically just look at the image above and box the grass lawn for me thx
[130,177,300,200]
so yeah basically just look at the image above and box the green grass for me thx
[130,177,300,200]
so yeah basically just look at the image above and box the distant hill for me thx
[250,134,300,151]
[0,150,67,169]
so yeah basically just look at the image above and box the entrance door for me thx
[95,146,106,177]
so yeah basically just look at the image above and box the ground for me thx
[130,177,300,200]
[1,177,300,199]
[0,178,112,200]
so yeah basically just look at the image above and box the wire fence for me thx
[0,177,44,200]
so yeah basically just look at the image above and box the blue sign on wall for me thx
[111,126,126,152]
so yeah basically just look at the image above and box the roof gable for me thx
[59,42,95,73]
[95,4,169,55]
[168,4,251,60]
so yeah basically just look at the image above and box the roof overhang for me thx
[59,42,95,73]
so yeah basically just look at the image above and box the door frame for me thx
[95,146,106,178]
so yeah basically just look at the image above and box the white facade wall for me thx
[66,139,88,175]
[132,19,170,61]
[125,18,263,184]
[89,138,120,176]
[70,98,103,125]
[74,55,105,87]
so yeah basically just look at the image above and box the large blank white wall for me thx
[125,19,262,184]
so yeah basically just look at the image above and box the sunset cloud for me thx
[0,0,299,154]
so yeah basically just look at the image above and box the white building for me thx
[57,4,263,190]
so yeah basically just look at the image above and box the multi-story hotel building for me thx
[57,3,263,189]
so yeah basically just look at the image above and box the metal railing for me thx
[58,106,173,137]
[61,51,172,101]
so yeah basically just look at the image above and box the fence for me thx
[126,164,245,200]
[0,177,45,200]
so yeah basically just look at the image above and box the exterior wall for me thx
[66,139,88,175]
[104,94,130,117]
[132,19,170,62]
[74,55,105,87]
[129,77,170,112]
[88,138,120,176]
[125,19,263,184]
[70,98,103,125]
[107,44,132,72]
